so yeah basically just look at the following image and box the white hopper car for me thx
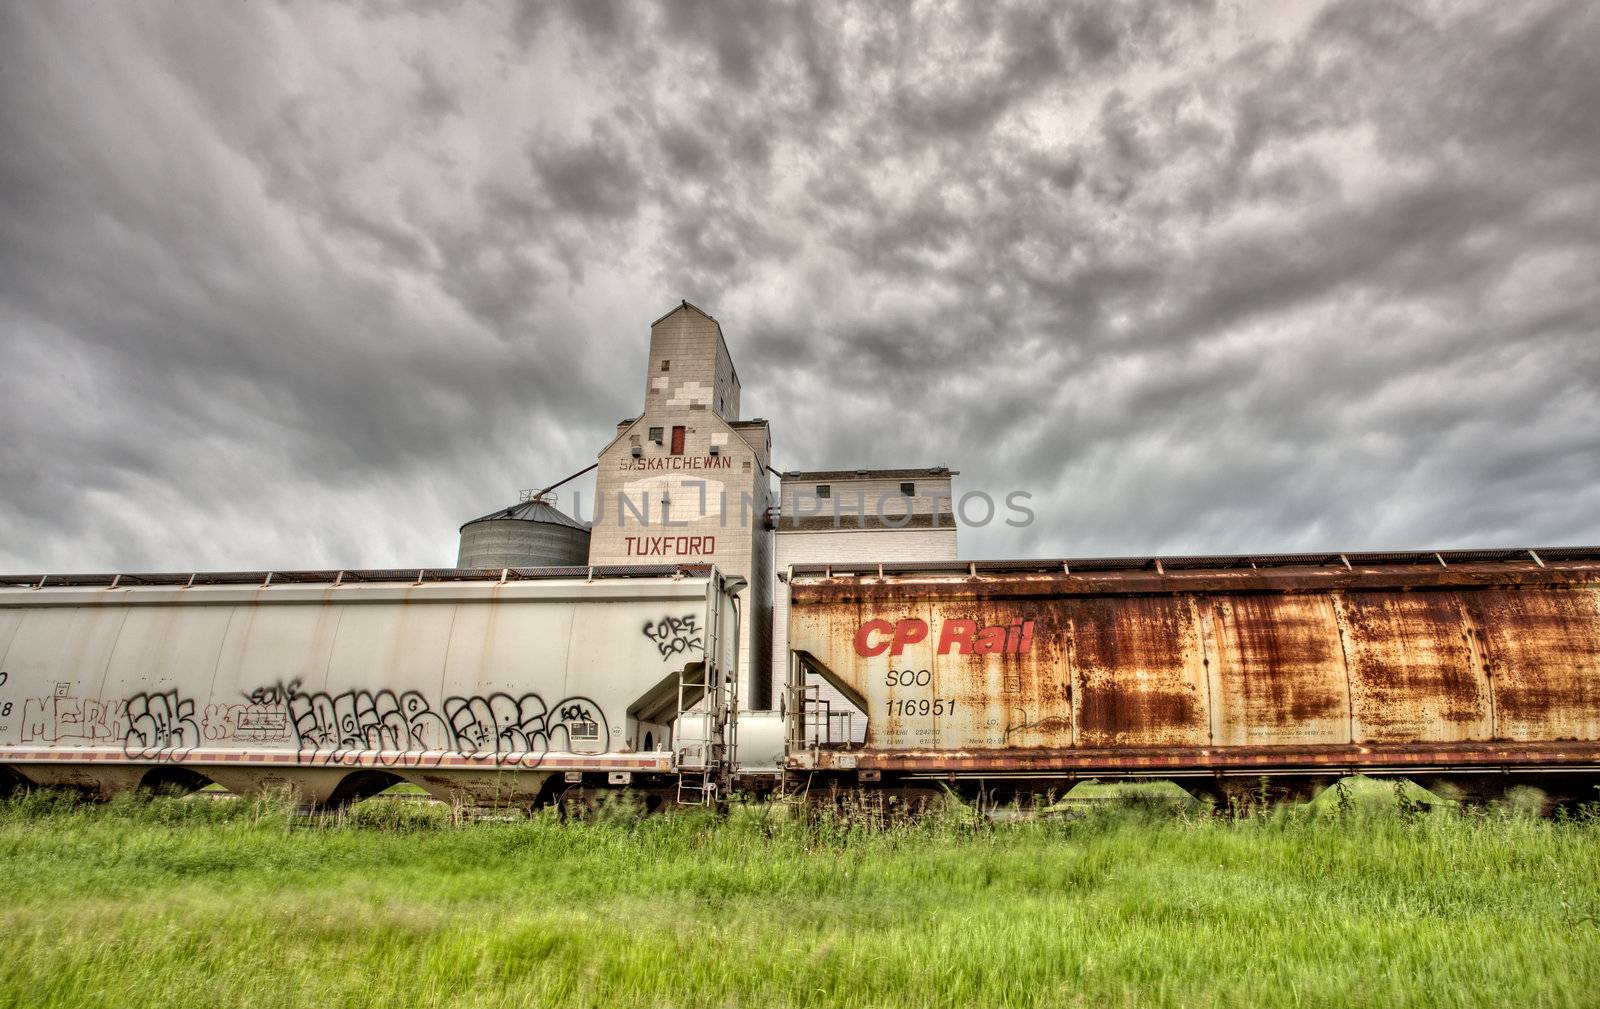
[0,565,755,809]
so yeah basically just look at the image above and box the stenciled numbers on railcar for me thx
[885,697,958,718]
[884,668,956,718]
[885,667,934,687]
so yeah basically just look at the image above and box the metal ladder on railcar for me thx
[675,580,736,805]
[797,683,850,747]
[789,655,855,750]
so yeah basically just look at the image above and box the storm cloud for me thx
[1,0,1596,572]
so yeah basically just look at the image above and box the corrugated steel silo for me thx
[456,497,591,568]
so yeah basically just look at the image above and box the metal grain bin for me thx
[456,498,591,568]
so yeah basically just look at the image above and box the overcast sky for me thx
[1,0,1597,573]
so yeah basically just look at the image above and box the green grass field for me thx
[1,784,1597,1009]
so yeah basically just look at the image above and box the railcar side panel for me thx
[1203,594,1350,747]
[939,595,1072,750]
[213,599,343,708]
[100,605,236,710]
[8,607,128,747]
[1337,591,1492,743]
[1462,587,1600,741]
[1068,596,1210,749]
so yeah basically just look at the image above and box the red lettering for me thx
[937,619,978,655]
[974,625,1007,654]
[854,619,895,657]
[890,618,928,656]
[850,618,940,658]
[934,617,1038,655]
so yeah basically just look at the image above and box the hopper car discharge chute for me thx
[782,548,1600,809]
[0,565,744,810]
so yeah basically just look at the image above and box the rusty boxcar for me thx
[783,548,1600,806]
[0,565,744,808]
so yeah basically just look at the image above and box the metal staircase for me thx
[796,681,850,746]
[787,652,857,752]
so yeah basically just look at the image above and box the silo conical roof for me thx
[459,499,591,533]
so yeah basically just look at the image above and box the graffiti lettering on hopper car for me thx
[244,679,302,706]
[272,684,610,768]
[223,707,289,739]
[17,679,615,769]
[1003,709,1071,742]
[441,693,608,762]
[643,615,704,658]
[22,695,128,744]
[287,688,451,760]
[854,618,1036,657]
[122,691,201,761]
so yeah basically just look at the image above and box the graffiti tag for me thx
[643,615,703,659]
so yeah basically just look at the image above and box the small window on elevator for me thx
[901,482,916,496]
[815,484,831,499]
